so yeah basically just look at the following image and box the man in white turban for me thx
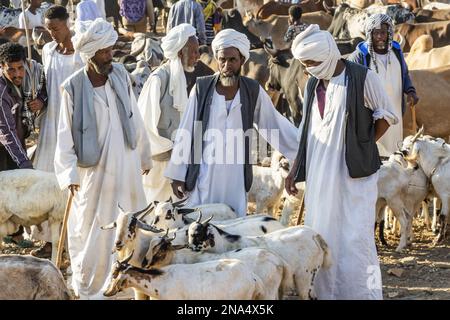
[137,23,200,203]
[54,18,152,299]
[349,14,418,158]
[286,24,398,299]
[164,29,298,217]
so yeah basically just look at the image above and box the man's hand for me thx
[285,168,299,196]
[406,92,419,106]
[142,169,150,175]
[171,180,186,199]
[68,184,80,196]
[27,98,44,113]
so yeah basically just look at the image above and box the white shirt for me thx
[18,9,43,29]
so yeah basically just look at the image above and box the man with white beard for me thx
[164,29,298,217]
[285,25,397,299]
[138,23,199,203]
[54,19,152,299]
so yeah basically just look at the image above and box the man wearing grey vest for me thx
[164,29,299,217]
[54,19,152,299]
[285,25,397,299]
[138,23,200,203]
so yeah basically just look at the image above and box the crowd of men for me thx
[0,0,419,300]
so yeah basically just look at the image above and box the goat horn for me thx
[120,250,134,265]
[411,126,424,143]
[138,205,154,220]
[118,204,125,213]
[196,211,203,223]
[132,202,154,218]
[202,215,214,226]
[168,231,177,242]
[172,198,188,208]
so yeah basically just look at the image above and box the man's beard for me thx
[90,59,113,76]
[182,47,195,72]
[220,68,241,87]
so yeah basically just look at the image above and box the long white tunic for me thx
[137,75,177,203]
[55,79,152,299]
[30,43,83,243]
[303,69,397,300]
[165,85,299,216]
[371,51,403,157]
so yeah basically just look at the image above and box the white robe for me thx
[55,78,152,299]
[371,51,403,157]
[303,69,397,300]
[30,43,83,242]
[165,85,299,217]
[137,75,178,203]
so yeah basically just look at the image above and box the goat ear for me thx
[172,244,187,251]
[177,208,195,215]
[135,220,163,233]
[101,222,117,230]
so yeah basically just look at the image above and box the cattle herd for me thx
[0,0,449,300]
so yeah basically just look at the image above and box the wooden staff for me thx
[295,192,305,226]
[56,191,74,269]
[20,0,36,99]
[410,101,417,133]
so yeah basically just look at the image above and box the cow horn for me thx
[196,211,203,223]
[202,215,214,226]
[323,0,335,15]
[132,202,154,218]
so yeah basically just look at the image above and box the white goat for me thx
[248,151,290,216]
[151,199,237,230]
[188,221,332,300]
[142,234,291,300]
[0,255,71,300]
[403,133,450,244]
[0,169,67,263]
[376,152,429,251]
[103,254,265,300]
[279,182,305,227]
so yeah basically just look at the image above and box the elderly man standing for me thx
[54,19,152,299]
[165,29,298,217]
[138,23,199,203]
[285,25,398,299]
[167,0,206,45]
[30,5,84,259]
[348,14,418,157]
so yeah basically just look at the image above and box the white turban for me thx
[211,29,250,63]
[291,24,341,80]
[73,18,118,63]
[160,23,197,113]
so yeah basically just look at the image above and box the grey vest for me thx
[294,60,381,182]
[63,63,137,168]
[153,62,181,140]
[185,75,260,192]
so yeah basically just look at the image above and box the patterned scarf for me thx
[365,13,394,73]
[198,0,216,21]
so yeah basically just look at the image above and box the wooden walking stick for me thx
[20,0,36,99]
[410,101,417,133]
[56,191,74,269]
[295,192,305,226]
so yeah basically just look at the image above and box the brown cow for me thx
[403,66,450,140]
[396,20,450,52]
[413,8,450,22]
[243,11,333,50]
[255,0,334,19]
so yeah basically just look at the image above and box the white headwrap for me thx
[211,29,250,63]
[292,24,341,80]
[161,23,197,113]
[73,18,118,63]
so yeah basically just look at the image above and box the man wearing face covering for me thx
[285,25,398,299]
[349,14,418,158]
[54,19,152,299]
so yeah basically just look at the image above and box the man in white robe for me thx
[165,29,299,217]
[349,14,418,157]
[138,23,199,203]
[29,6,84,258]
[54,19,152,299]
[285,25,398,299]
